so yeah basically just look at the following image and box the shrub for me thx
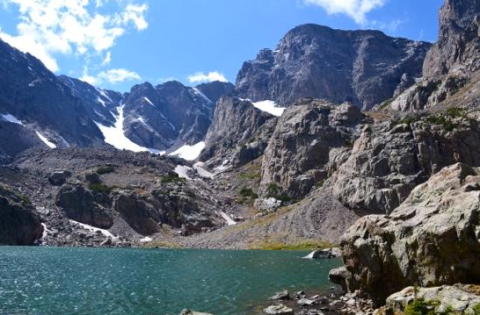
[473,304,480,315]
[96,165,115,175]
[88,183,112,194]
[394,115,420,126]
[446,107,464,118]
[160,172,185,184]
[266,183,292,203]
[404,299,440,315]
[239,187,258,199]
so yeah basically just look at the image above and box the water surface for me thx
[0,247,340,315]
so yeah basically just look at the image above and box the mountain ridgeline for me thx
[1,23,431,161]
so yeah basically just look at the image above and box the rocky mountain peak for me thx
[423,0,480,77]
[236,23,431,110]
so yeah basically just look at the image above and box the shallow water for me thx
[0,247,341,315]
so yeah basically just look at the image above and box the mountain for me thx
[121,80,216,151]
[390,0,480,111]
[236,24,432,110]
[195,81,235,104]
[0,33,234,160]
[0,39,105,159]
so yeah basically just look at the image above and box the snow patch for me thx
[193,162,214,179]
[69,220,118,240]
[1,113,23,125]
[170,142,205,161]
[192,88,212,103]
[219,211,237,226]
[140,237,153,243]
[36,131,56,149]
[97,97,107,107]
[144,97,155,106]
[174,165,192,180]
[95,106,160,154]
[252,100,285,117]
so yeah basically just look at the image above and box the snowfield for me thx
[95,105,162,154]
[252,100,285,117]
[36,131,57,149]
[1,113,23,125]
[170,142,206,161]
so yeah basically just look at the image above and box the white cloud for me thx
[303,0,387,24]
[102,51,112,66]
[187,71,228,84]
[81,68,141,85]
[0,0,148,72]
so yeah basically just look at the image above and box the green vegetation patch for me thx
[404,299,456,315]
[266,183,293,203]
[239,187,258,199]
[96,165,115,175]
[88,183,113,194]
[160,172,186,185]
[426,107,465,131]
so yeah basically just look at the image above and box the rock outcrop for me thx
[337,164,480,305]
[332,117,480,214]
[260,100,364,198]
[236,24,431,110]
[384,285,480,315]
[199,97,277,167]
[390,0,480,112]
[0,184,43,245]
[56,184,114,229]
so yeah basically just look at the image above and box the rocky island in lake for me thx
[0,0,480,314]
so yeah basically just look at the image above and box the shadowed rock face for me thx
[56,185,113,229]
[0,39,105,157]
[236,24,431,110]
[195,81,235,104]
[199,97,277,167]
[0,184,43,245]
[122,81,215,150]
[337,164,480,306]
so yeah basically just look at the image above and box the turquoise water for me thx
[0,247,340,315]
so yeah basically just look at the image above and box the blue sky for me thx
[0,0,443,92]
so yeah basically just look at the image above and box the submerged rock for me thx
[263,304,294,315]
[179,309,213,315]
[269,290,290,301]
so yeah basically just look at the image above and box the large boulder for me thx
[338,163,480,305]
[114,192,161,236]
[384,285,480,315]
[0,184,43,245]
[56,185,113,229]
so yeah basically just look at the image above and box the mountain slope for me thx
[236,24,432,110]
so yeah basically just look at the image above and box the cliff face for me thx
[236,24,431,110]
[337,164,480,305]
[391,0,480,112]
[0,184,43,245]
[423,0,480,77]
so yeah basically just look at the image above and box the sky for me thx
[0,0,444,92]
